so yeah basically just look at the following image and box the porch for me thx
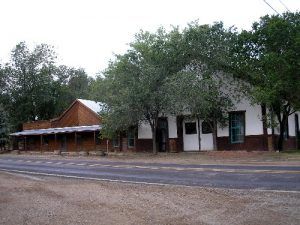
[10,125,107,153]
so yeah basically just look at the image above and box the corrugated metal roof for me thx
[10,125,101,136]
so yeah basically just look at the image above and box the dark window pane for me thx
[185,122,197,134]
[230,112,245,144]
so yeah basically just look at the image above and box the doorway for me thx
[60,135,67,152]
[183,119,199,151]
[182,118,214,151]
[157,118,169,152]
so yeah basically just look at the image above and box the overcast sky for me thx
[0,0,299,77]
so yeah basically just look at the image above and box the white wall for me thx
[217,98,263,137]
[288,112,299,137]
[138,122,152,139]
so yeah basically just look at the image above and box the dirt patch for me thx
[0,172,299,225]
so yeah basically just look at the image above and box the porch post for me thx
[40,135,43,152]
[75,132,77,152]
[94,131,96,150]
[54,133,57,150]
[24,136,27,151]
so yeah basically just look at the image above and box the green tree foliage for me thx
[53,66,94,115]
[68,68,93,99]
[0,64,9,106]
[233,12,300,151]
[1,42,95,131]
[182,22,237,72]
[98,23,242,153]
[0,104,10,150]
[99,28,188,154]
[4,42,57,128]
[167,63,235,150]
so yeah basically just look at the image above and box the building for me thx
[11,98,300,153]
[10,99,112,153]
[132,99,299,152]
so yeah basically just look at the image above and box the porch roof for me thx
[10,125,101,137]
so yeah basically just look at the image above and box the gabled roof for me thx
[77,99,103,114]
[51,99,103,123]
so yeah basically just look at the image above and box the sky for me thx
[0,0,299,77]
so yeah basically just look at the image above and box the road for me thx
[0,155,299,191]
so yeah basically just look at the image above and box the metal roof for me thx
[77,99,105,114]
[10,125,101,136]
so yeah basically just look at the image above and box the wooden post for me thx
[54,133,57,151]
[24,136,27,151]
[40,135,43,152]
[75,132,77,152]
[94,131,96,150]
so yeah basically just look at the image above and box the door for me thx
[183,119,199,151]
[157,118,168,152]
[200,121,214,150]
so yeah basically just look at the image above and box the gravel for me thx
[0,172,299,225]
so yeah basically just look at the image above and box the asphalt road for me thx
[0,156,300,191]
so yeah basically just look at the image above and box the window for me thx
[202,121,212,134]
[229,112,245,144]
[128,130,135,148]
[185,122,197,134]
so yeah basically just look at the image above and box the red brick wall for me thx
[217,135,267,151]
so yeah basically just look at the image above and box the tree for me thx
[0,64,9,107]
[53,65,95,109]
[3,42,95,130]
[167,63,235,150]
[0,104,10,150]
[182,22,237,73]
[5,42,57,129]
[233,12,300,151]
[164,22,239,150]
[100,28,188,154]
[68,68,93,99]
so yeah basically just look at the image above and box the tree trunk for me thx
[261,104,269,151]
[212,120,218,151]
[147,116,159,155]
[277,113,288,152]
[197,117,201,151]
[152,127,157,155]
